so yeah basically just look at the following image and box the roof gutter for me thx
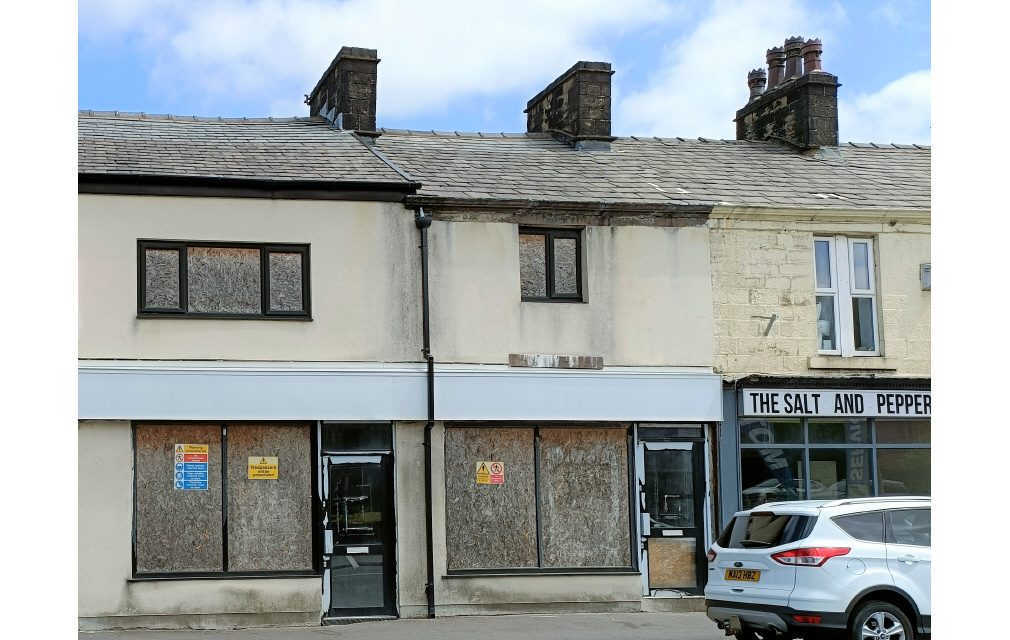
[78,173,421,201]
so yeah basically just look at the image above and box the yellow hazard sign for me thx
[476,461,504,485]
[177,444,209,454]
[248,456,279,479]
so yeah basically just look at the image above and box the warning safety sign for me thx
[475,461,504,485]
[248,456,279,479]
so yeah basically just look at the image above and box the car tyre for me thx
[850,600,914,640]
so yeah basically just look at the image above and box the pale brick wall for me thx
[710,215,930,379]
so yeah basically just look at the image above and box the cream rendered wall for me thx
[78,421,321,630]
[78,195,422,362]
[394,422,431,618]
[709,212,930,377]
[428,221,714,367]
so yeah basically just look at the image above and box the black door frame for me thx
[321,453,396,619]
[636,431,708,595]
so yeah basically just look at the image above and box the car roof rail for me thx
[821,496,931,508]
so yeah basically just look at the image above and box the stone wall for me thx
[709,213,930,377]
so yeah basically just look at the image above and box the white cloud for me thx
[80,0,675,118]
[838,70,931,144]
[614,0,844,138]
[79,0,930,141]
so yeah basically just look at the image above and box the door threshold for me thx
[323,615,398,625]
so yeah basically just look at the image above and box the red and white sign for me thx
[489,461,504,484]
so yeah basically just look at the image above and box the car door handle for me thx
[896,555,920,564]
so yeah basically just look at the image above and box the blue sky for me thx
[78,0,931,144]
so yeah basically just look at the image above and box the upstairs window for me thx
[139,241,310,318]
[814,236,878,356]
[519,228,582,302]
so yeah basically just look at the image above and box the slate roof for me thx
[78,112,412,185]
[78,111,930,211]
[372,130,930,211]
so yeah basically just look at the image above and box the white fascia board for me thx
[78,361,429,421]
[78,361,723,422]
[434,364,723,422]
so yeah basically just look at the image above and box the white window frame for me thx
[814,236,879,357]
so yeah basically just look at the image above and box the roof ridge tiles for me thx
[78,110,322,124]
[841,141,929,149]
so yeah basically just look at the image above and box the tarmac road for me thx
[79,612,732,640]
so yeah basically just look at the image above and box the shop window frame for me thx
[137,240,311,319]
[737,417,930,503]
[518,227,584,302]
[130,421,321,580]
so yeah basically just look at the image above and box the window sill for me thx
[136,314,312,321]
[808,356,899,371]
[129,572,319,582]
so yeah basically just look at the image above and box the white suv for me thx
[704,497,930,640]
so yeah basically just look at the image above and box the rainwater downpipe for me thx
[415,206,436,618]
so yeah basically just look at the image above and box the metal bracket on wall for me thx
[751,314,778,336]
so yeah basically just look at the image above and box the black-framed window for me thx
[444,426,633,573]
[519,228,582,301]
[138,240,310,318]
[738,418,930,509]
[132,422,317,578]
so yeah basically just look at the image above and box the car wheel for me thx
[850,600,914,640]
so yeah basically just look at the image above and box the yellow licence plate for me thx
[725,569,760,581]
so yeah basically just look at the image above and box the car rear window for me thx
[716,512,814,549]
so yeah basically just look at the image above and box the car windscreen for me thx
[717,512,814,549]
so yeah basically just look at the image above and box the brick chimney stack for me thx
[308,47,379,134]
[524,61,616,150]
[735,36,840,149]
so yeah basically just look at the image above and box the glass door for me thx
[637,441,706,594]
[323,455,395,618]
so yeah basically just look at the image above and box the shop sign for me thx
[741,389,930,418]
[476,461,504,485]
[248,456,279,480]
[174,443,209,490]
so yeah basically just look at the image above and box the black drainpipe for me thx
[415,206,436,619]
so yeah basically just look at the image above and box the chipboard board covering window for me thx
[133,423,314,576]
[444,426,631,572]
[139,241,310,318]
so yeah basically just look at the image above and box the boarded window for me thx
[226,424,313,571]
[444,426,631,571]
[518,228,582,301]
[445,429,538,569]
[138,241,310,318]
[144,248,182,309]
[188,247,261,313]
[134,423,314,576]
[539,429,631,567]
[135,424,224,573]
[519,234,547,298]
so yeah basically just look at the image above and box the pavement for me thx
[79,612,730,640]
